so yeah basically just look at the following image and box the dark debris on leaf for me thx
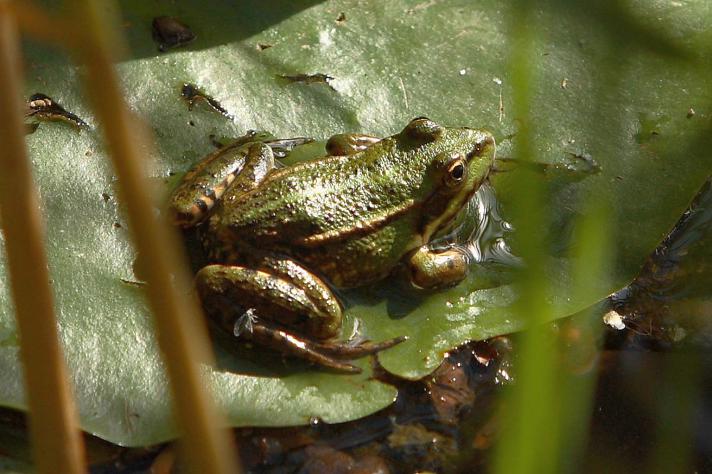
[25,93,89,130]
[180,83,232,119]
[278,73,336,91]
[152,16,196,52]
[120,279,146,288]
[494,152,601,182]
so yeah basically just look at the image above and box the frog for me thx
[168,118,496,373]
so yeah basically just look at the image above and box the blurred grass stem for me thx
[0,2,86,473]
[492,1,559,473]
[66,1,241,472]
[10,1,78,48]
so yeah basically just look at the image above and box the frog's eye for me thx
[403,117,442,143]
[444,155,467,188]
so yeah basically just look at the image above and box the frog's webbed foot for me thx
[308,335,408,358]
[234,314,407,373]
[235,316,361,373]
[197,260,405,373]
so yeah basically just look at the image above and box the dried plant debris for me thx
[495,152,600,181]
[180,83,232,118]
[208,130,314,158]
[560,151,601,174]
[120,279,146,287]
[336,12,347,23]
[278,73,336,91]
[25,93,89,130]
[152,16,196,52]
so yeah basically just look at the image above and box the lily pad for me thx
[0,0,710,446]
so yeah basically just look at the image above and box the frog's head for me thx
[398,117,496,242]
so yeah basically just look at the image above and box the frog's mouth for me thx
[434,203,471,239]
[436,182,483,233]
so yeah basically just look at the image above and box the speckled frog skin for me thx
[169,118,496,372]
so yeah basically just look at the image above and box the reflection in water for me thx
[610,179,712,345]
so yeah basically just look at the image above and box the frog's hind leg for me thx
[255,255,406,355]
[235,319,363,373]
[196,259,405,373]
[232,312,405,373]
[236,320,405,372]
[302,336,407,357]
[169,141,276,228]
[196,261,358,372]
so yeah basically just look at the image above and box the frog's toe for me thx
[242,320,364,373]
[265,137,315,158]
[313,335,408,358]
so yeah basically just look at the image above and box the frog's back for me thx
[222,139,423,240]
[210,138,429,285]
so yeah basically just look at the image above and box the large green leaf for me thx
[0,0,709,446]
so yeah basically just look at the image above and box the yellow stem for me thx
[9,1,78,48]
[0,3,86,473]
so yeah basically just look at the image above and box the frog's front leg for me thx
[406,245,471,289]
[196,257,405,373]
[326,133,381,156]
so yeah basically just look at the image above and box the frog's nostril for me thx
[467,144,483,159]
[467,135,495,159]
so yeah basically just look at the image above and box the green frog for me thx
[169,118,496,372]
